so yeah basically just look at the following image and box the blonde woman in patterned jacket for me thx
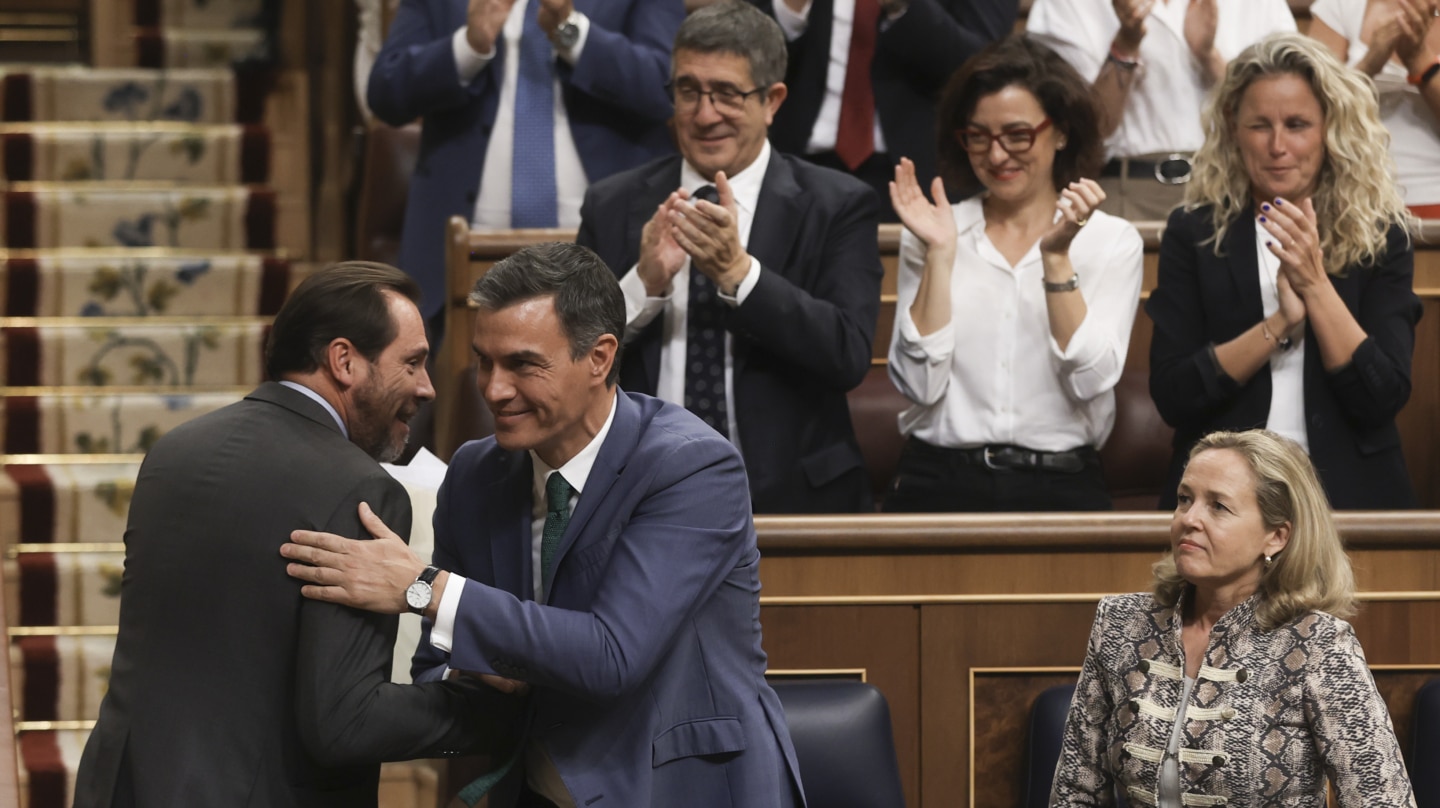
[1050,429,1415,807]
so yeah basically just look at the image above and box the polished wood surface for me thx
[753,513,1440,806]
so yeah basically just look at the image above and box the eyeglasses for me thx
[954,118,1053,154]
[668,81,766,113]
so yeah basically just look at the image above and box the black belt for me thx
[914,441,1096,474]
[1101,155,1193,185]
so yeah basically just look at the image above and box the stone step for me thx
[0,65,262,124]
[1,185,275,250]
[0,122,269,184]
[0,318,268,387]
[0,251,289,317]
[1,390,245,454]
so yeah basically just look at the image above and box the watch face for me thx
[556,22,579,47]
[406,581,432,610]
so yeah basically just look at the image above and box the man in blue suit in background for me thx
[368,0,684,325]
[282,242,804,808]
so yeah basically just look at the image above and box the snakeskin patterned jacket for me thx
[1049,592,1415,807]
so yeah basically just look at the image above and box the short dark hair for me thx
[469,242,625,387]
[936,35,1103,196]
[673,0,787,88]
[265,261,421,380]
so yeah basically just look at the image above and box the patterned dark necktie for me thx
[510,3,558,227]
[540,470,572,590]
[684,184,729,437]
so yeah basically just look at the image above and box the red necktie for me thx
[835,0,880,171]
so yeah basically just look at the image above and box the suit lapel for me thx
[483,450,535,599]
[1223,203,1266,326]
[730,153,807,379]
[543,392,639,598]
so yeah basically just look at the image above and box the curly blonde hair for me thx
[1183,33,1412,275]
[1152,430,1356,630]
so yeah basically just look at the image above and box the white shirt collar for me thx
[680,140,771,219]
[530,390,619,502]
[278,380,347,438]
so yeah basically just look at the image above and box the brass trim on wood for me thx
[766,668,868,683]
[8,626,117,637]
[8,543,125,556]
[3,454,145,464]
[760,591,1440,607]
[15,720,93,732]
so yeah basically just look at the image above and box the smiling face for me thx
[347,291,433,463]
[965,84,1062,205]
[670,48,786,181]
[472,295,615,468]
[1171,449,1291,599]
[1233,72,1327,205]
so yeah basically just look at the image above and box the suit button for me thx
[1235,668,1249,683]
[1137,660,1150,673]
[1128,699,1141,715]
[1212,755,1226,767]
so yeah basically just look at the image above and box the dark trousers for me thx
[882,438,1113,513]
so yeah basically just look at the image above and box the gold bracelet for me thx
[1261,320,1293,351]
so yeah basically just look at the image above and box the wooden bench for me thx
[437,218,1440,506]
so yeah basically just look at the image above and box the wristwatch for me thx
[551,10,582,50]
[405,565,441,615]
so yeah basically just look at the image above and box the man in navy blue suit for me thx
[282,242,804,808]
[368,0,683,323]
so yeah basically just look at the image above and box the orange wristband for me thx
[1409,56,1440,87]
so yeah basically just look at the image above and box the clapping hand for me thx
[669,171,750,295]
[466,0,519,54]
[1040,179,1105,255]
[889,157,956,251]
[637,191,689,297]
[1258,196,1322,330]
[1113,0,1154,53]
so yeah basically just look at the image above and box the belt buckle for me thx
[1155,153,1192,185]
[983,445,1002,470]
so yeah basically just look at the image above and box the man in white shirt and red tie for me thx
[750,0,1016,219]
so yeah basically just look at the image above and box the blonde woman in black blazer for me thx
[1147,33,1420,509]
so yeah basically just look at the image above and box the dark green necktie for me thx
[540,472,573,589]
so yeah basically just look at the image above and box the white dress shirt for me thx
[451,0,590,228]
[429,391,618,808]
[888,198,1144,450]
[1026,0,1295,158]
[617,142,770,442]
[1255,220,1310,452]
[773,0,888,154]
[1311,0,1440,206]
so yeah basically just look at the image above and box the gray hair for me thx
[469,242,625,386]
[673,1,787,88]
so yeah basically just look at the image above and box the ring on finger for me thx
[1076,217,1089,226]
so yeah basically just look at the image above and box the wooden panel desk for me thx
[754,512,1440,807]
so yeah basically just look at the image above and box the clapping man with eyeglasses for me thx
[576,0,884,514]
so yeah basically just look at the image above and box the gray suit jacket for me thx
[73,382,518,808]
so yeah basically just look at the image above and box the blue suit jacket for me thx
[414,390,804,807]
[368,0,683,317]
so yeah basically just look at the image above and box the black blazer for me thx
[1146,205,1421,509]
[577,152,883,513]
[73,383,518,808]
[752,0,1016,186]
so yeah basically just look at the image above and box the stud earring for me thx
[1263,554,1273,568]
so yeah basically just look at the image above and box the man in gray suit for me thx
[73,262,519,808]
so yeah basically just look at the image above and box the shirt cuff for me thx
[428,572,468,653]
[720,257,762,306]
[555,11,590,66]
[452,26,494,85]
[619,264,668,334]
[773,0,810,40]
[896,306,954,361]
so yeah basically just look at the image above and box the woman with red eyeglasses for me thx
[883,35,1144,512]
